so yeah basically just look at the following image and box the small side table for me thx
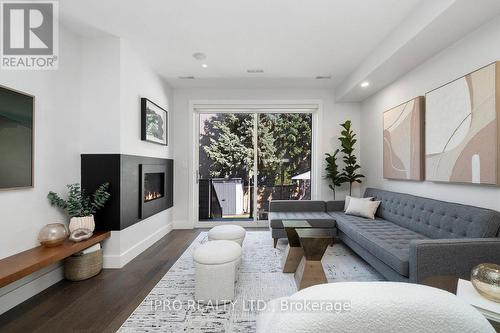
[281,220,311,273]
[423,276,500,332]
[294,228,331,290]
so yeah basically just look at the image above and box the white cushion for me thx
[345,197,381,219]
[257,282,495,333]
[208,225,246,241]
[344,195,372,211]
[193,240,242,265]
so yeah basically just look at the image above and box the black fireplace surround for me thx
[81,154,173,231]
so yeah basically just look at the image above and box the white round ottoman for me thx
[256,282,495,333]
[193,240,242,303]
[208,225,246,245]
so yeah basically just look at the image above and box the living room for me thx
[0,0,500,332]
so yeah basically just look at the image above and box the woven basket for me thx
[64,249,103,281]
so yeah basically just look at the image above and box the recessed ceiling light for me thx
[192,52,207,61]
[315,75,332,80]
[247,69,264,73]
[360,81,370,88]
[178,76,195,79]
[201,63,208,68]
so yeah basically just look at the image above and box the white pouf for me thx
[256,282,495,333]
[208,225,246,245]
[193,240,242,303]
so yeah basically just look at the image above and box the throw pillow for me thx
[345,197,381,219]
[344,195,373,211]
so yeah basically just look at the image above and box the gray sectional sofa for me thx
[269,188,500,283]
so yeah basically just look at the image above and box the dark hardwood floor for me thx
[0,229,202,333]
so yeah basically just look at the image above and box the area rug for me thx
[119,231,384,332]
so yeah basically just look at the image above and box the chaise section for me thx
[268,200,336,247]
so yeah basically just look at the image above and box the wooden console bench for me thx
[0,231,110,288]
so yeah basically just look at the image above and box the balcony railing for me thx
[199,177,310,221]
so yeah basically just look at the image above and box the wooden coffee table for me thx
[281,220,311,273]
[294,228,331,290]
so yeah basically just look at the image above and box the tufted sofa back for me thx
[364,188,500,239]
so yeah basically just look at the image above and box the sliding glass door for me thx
[198,111,313,222]
[256,113,312,220]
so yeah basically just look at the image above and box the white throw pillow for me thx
[344,195,373,211]
[345,197,381,219]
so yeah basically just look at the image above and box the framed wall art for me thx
[141,97,168,146]
[425,62,500,185]
[383,96,425,181]
[0,85,34,189]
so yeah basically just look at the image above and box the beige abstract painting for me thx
[425,62,500,185]
[383,97,425,180]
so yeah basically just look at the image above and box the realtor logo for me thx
[1,1,58,69]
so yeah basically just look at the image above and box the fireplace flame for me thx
[145,191,162,202]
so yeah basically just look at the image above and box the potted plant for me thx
[339,120,364,195]
[48,183,110,234]
[325,149,342,200]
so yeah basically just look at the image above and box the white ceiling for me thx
[60,0,500,99]
[60,0,421,89]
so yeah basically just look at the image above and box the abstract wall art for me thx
[425,62,500,185]
[383,96,425,181]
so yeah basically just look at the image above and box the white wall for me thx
[119,40,172,158]
[172,88,361,229]
[0,27,82,313]
[80,36,121,153]
[79,37,174,268]
[101,40,174,268]
[0,32,174,314]
[360,15,500,210]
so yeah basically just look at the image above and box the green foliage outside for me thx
[48,183,111,218]
[200,113,312,187]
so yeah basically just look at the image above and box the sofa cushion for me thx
[364,188,500,239]
[328,211,428,276]
[269,211,336,229]
[269,200,325,212]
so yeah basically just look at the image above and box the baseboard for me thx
[194,221,269,228]
[172,220,194,229]
[103,223,173,268]
[0,263,64,315]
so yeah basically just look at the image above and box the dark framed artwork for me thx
[0,85,34,189]
[141,98,168,146]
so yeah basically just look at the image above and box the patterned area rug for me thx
[119,231,384,332]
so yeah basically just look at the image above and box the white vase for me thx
[69,215,95,233]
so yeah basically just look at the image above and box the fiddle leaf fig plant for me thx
[339,120,364,195]
[48,183,110,218]
[325,149,342,200]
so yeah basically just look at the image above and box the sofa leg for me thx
[273,238,278,248]
[330,237,335,246]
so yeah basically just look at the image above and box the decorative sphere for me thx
[471,263,500,302]
[38,223,68,247]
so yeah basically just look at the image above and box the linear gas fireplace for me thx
[140,164,168,219]
[144,172,164,202]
